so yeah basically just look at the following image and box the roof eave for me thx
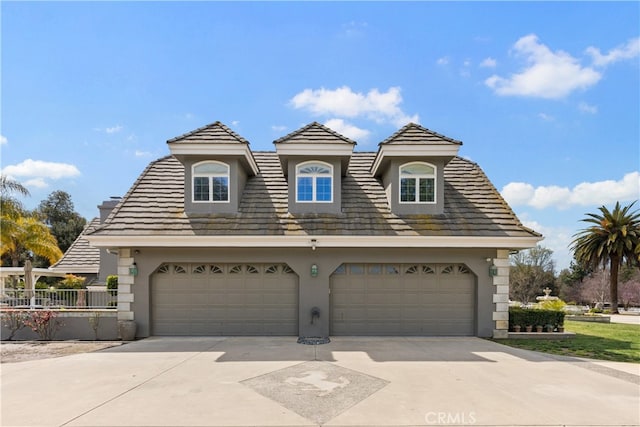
[86,234,542,250]
[371,144,462,176]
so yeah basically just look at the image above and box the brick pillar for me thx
[492,249,510,338]
[116,249,135,321]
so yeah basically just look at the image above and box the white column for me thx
[492,249,510,338]
[117,249,135,321]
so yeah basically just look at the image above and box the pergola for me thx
[0,261,68,307]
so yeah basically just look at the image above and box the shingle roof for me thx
[167,121,250,145]
[91,153,538,238]
[51,218,100,273]
[274,122,357,145]
[379,123,463,146]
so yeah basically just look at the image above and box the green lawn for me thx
[495,320,640,363]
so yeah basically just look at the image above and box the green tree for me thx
[509,245,556,304]
[36,190,86,253]
[571,201,640,314]
[556,259,591,303]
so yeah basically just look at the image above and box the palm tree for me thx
[1,214,63,267]
[1,175,62,267]
[571,201,640,313]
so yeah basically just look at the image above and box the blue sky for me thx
[2,2,639,271]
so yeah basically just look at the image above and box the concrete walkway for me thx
[1,337,638,426]
[611,313,640,325]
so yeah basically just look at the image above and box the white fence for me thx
[0,289,116,309]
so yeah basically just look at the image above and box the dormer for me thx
[167,121,258,214]
[371,123,462,215]
[274,122,355,214]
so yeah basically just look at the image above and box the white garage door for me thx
[331,263,475,336]
[152,263,298,336]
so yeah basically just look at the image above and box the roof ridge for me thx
[379,122,463,146]
[273,121,357,145]
[166,121,250,145]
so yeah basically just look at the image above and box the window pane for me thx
[194,162,228,174]
[316,177,332,201]
[211,177,228,201]
[400,178,416,202]
[401,163,434,175]
[194,177,210,201]
[419,178,435,202]
[297,177,313,201]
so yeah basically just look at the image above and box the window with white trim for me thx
[400,162,436,203]
[296,161,333,203]
[192,161,229,202]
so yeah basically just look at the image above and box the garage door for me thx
[331,263,474,336]
[152,263,298,336]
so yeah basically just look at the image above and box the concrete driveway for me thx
[2,337,638,426]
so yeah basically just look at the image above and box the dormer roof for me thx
[371,123,462,176]
[167,121,258,175]
[274,122,355,175]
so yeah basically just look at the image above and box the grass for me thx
[496,320,640,363]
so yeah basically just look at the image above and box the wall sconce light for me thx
[129,262,138,277]
[489,264,498,277]
[311,264,318,277]
[310,239,317,251]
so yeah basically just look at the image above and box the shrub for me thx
[57,274,86,289]
[24,310,64,340]
[509,307,565,329]
[537,299,566,311]
[1,309,30,340]
[106,275,118,296]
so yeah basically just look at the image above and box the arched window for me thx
[192,161,229,202]
[400,162,436,203]
[296,161,333,202]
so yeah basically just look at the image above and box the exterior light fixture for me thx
[489,264,498,277]
[129,262,139,277]
[310,239,317,251]
[311,264,318,277]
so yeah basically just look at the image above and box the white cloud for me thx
[134,150,153,158]
[480,57,497,68]
[23,178,49,189]
[485,34,601,99]
[586,37,640,67]
[231,120,240,126]
[436,57,449,66]
[105,125,123,134]
[538,112,555,122]
[2,159,81,181]
[501,171,640,210]
[0,135,7,145]
[324,119,370,141]
[578,102,598,114]
[341,21,368,38]
[289,86,419,128]
[518,215,574,270]
[271,125,287,132]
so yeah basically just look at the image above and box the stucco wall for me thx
[1,310,118,341]
[120,247,501,338]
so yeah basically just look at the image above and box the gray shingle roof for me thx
[380,123,463,146]
[274,122,357,145]
[167,121,250,145]
[91,153,538,238]
[51,218,100,273]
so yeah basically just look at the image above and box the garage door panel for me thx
[331,263,474,336]
[152,263,298,336]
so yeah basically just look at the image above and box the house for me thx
[87,121,541,339]
[50,198,120,283]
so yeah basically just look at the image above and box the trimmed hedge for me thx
[509,307,565,328]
